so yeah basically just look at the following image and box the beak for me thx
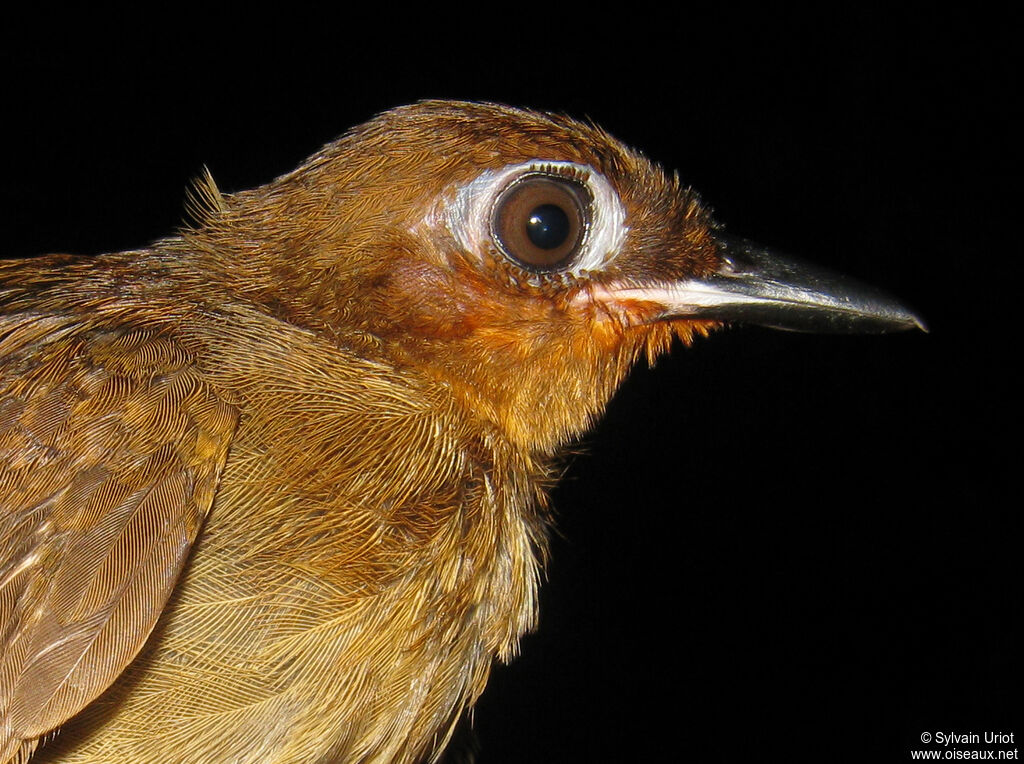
[612,234,926,333]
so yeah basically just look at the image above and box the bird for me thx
[0,100,922,764]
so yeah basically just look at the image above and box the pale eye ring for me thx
[490,174,591,272]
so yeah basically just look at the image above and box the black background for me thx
[3,10,1015,762]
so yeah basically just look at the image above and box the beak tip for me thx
[884,303,928,334]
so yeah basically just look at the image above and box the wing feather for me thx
[0,314,238,759]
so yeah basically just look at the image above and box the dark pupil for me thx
[525,204,570,250]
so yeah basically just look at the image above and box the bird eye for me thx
[491,174,591,271]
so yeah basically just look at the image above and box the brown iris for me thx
[491,174,590,271]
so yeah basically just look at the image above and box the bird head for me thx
[184,101,922,455]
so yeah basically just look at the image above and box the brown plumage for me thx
[0,101,921,763]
